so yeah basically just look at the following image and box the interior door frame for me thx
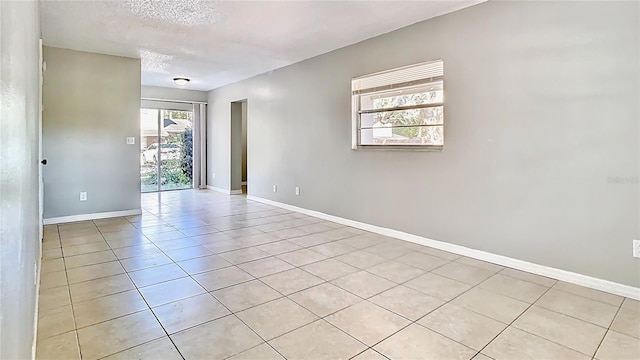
[38,38,44,241]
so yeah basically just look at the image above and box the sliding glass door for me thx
[140,108,193,193]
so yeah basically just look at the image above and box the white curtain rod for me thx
[141,97,208,105]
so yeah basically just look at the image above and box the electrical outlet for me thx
[79,192,87,201]
[633,239,640,258]
[273,185,277,193]
[295,186,300,196]
[212,173,215,179]
[126,136,135,145]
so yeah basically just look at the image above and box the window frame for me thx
[351,60,444,151]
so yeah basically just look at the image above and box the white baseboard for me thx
[247,195,640,300]
[206,185,243,195]
[43,209,142,225]
[207,185,231,194]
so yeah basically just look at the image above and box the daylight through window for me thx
[352,60,444,149]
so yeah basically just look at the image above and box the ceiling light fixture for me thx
[173,77,190,86]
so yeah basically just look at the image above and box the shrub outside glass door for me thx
[140,108,193,193]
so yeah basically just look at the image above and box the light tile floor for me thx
[36,190,640,360]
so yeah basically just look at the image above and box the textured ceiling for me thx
[40,0,483,91]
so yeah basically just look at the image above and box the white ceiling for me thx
[40,0,483,91]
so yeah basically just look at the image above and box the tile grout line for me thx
[93,220,188,360]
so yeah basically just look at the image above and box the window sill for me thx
[351,145,444,152]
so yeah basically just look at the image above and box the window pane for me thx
[360,125,443,146]
[360,81,443,111]
[360,106,443,128]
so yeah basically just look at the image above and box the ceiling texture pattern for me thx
[40,0,483,91]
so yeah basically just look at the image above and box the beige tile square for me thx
[101,336,182,360]
[553,281,624,306]
[152,293,230,334]
[362,242,413,259]
[145,231,188,243]
[120,252,173,272]
[139,277,206,307]
[535,289,619,327]
[37,304,75,340]
[432,261,495,285]
[499,268,557,287]
[289,283,361,317]
[394,251,450,271]
[73,289,148,328]
[66,261,125,284]
[171,315,262,359]
[301,258,359,281]
[335,251,387,269]
[595,330,640,360]
[163,245,213,262]
[332,271,395,299]
[415,246,461,260]
[177,254,231,275]
[418,303,507,351]
[261,268,324,295]
[308,242,356,257]
[370,285,444,320]
[64,250,117,269]
[219,247,271,264]
[326,301,410,346]
[621,298,640,313]
[112,243,162,260]
[193,265,253,291]
[277,248,328,267]
[40,270,68,290]
[479,274,549,303]
[39,286,71,310]
[513,305,607,355]
[454,257,504,272]
[62,241,110,257]
[227,343,284,360]
[69,274,134,303]
[452,287,529,324]
[128,263,188,288]
[41,258,65,273]
[106,235,152,249]
[352,349,388,360]
[42,248,63,260]
[335,235,382,249]
[404,272,471,301]
[483,327,590,360]
[269,320,366,360]
[374,324,476,360]
[36,330,80,360]
[255,240,302,256]
[237,297,318,340]
[213,280,282,312]
[611,307,640,339]
[77,310,165,360]
[366,261,425,284]
[238,256,295,278]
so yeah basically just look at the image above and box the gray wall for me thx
[43,47,141,218]
[208,1,640,287]
[0,1,41,358]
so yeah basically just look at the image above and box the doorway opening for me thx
[140,108,193,193]
[230,100,247,194]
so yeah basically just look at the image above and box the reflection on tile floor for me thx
[36,190,639,360]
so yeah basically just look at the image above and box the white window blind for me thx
[352,60,444,95]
